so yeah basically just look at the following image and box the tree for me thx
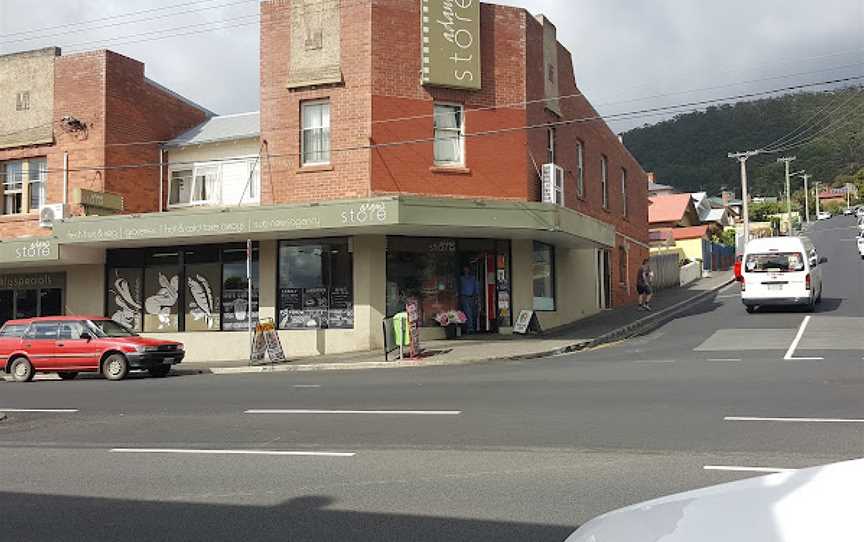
[749,202,781,222]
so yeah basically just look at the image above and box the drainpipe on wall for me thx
[62,151,69,205]
[159,147,164,212]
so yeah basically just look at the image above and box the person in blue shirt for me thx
[459,265,480,333]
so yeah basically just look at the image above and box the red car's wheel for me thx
[102,354,129,381]
[10,357,35,383]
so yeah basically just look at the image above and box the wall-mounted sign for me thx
[74,188,124,211]
[0,239,59,263]
[0,272,65,290]
[421,0,481,90]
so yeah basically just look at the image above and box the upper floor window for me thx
[433,103,464,166]
[28,158,46,211]
[621,168,628,217]
[169,159,260,208]
[301,100,331,166]
[1,158,44,215]
[546,127,555,164]
[1,160,23,215]
[601,155,609,209]
[575,141,584,198]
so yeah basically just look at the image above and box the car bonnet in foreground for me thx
[564,458,863,542]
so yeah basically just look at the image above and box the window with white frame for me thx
[301,100,331,166]
[168,159,260,208]
[433,103,464,166]
[2,160,24,215]
[575,141,584,198]
[28,158,46,211]
[601,155,609,209]
[621,167,628,217]
[546,127,555,164]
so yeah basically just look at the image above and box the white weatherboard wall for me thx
[166,137,261,207]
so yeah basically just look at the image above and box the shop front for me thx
[38,196,619,361]
[0,272,65,326]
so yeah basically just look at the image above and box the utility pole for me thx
[729,150,760,245]
[796,172,812,225]
[814,182,821,217]
[777,156,796,235]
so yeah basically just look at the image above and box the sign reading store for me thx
[421,0,481,90]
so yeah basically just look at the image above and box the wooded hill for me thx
[622,87,864,201]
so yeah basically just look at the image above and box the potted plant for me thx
[434,310,468,339]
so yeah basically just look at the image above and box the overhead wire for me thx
[760,88,864,152]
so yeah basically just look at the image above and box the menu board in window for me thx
[278,287,307,329]
[328,286,354,329]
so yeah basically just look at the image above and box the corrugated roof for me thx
[648,182,675,192]
[649,194,693,224]
[165,111,259,147]
[705,208,727,223]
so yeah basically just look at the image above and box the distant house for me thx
[671,225,710,263]
[649,194,700,228]
[703,207,736,227]
[818,186,857,207]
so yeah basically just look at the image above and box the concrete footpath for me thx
[178,271,734,376]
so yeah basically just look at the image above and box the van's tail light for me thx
[805,273,811,290]
[740,276,745,291]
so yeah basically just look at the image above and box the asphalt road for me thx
[1,217,862,542]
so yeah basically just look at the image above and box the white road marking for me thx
[707,358,742,362]
[109,448,355,457]
[244,409,462,415]
[784,316,824,360]
[0,408,79,413]
[725,416,864,423]
[631,360,676,364]
[704,465,794,474]
[292,385,321,388]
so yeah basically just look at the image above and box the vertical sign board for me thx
[421,0,482,90]
[250,319,287,364]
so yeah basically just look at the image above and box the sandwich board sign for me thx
[251,319,287,363]
[513,310,541,334]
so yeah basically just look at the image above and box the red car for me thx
[0,316,184,382]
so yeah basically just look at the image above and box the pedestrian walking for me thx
[636,258,654,310]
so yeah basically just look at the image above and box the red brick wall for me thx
[103,51,209,213]
[370,3,529,199]
[260,0,372,204]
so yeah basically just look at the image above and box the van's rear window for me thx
[745,252,804,273]
[0,324,28,337]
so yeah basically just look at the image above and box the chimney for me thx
[647,172,656,185]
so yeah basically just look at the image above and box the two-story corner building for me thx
[1,1,650,363]
[0,47,211,325]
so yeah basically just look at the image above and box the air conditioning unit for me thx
[39,203,66,228]
[541,163,564,206]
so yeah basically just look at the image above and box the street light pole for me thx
[729,150,760,244]
[777,156,796,235]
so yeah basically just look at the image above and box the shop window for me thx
[301,100,331,166]
[532,242,556,311]
[2,160,23,215]
[39,289,62,317]
[0,291,12,327]
[278,239,353,329]
[601,155,609,209]
[433,103,464,166]
[14,289,38,319]
[575,141,585,198]
[107,244,259,333]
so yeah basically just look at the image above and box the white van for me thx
[741,236,825,313]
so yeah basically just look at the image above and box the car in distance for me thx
[816,211,831,220]
[0,316,184,382]
[740,236,824,313]
[858,233,864,260]
[843,207,854,215]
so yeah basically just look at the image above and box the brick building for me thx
[1,1,649,364]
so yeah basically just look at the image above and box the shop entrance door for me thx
[464,252,497,333]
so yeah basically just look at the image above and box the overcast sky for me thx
[1,0,862,132]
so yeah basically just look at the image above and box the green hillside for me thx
[622,87,864,201]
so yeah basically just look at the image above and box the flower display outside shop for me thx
[433,310,468,327]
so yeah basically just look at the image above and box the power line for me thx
[761,88,864,152]
[765,98,864,154]
[0,0,258,45]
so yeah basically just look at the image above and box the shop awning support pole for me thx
[158,148,164,213]
[247,239,253,363]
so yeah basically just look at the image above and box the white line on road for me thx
[0,408,79,413]
[631,360,676,364]
[109,448,355,457]
[707,358,742,362]
[784,316,824,361]
[244,409,462,415]
[292,385,321,388]
[704,465,794,474]
[725,416,864,423]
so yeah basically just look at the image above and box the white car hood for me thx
[565,458,864,542]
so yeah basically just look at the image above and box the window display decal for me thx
[187,274,217,330]
[109,272,142,331]
[145,273,179,330]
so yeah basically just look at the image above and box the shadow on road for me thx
[0,492,577,542]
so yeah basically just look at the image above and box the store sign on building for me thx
[421,0,481,90]
[74,188,124,213]
[0,272,65,290]
[0,239,58,263]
